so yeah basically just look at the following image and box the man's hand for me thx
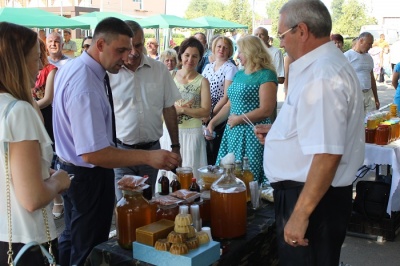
[284,209,310,247]
[147,149,180,171]
[254,124,272,145]
[375,100,380,110]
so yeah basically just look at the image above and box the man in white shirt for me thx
[47,32,71,68]
[255,1,364,265]
[344,32,380,115]
[109,20,181,200]
[254,26,285,122]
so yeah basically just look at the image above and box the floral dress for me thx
[216,68,277,183]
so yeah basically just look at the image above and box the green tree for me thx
[265,0,287,36]
[225,0,253,33]
[334,0,377,37]
[331,0,344,24]
[185,0,226,20]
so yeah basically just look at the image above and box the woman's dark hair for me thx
[330,34,344,43]
[178,37,204,62]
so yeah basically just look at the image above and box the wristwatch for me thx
[170,143,181,149]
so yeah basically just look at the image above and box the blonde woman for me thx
[206,35,277,183]
[202,36,238,165]
[0,22,70,265]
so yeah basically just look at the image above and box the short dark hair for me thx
[124,20,144,37]
[330,34,344,43]
[82,36,93,48]
[93,17,133,44]
[178,37,204,62]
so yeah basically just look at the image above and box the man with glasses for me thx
[109,20,181,201]
[255,1,364,265]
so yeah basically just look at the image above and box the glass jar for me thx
[176,167,193,190]
[116,190,156,249]
[365,127,376,144]
[210,164,247,239]
[156,203,179,222]
[375,124,390,145]
[200,191,211,223]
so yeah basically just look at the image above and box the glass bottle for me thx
[157,172,163,194]
[189,178,200,192]
[142,175,152,200]
[170,175,181,192]
[242,157,254,202]
[234,160,243,180]
[116,190,156,249]
[160,171,170,195]
[210,163,247,239]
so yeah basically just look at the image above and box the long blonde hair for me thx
[0,22,38,104]
[237,35,276,74]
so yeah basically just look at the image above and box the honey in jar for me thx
[210,164,247,239]
[375,124,390,145]
[156,203,179,222]
[365,127,376,143]
[176,167,193,190]
[116,190,156,249]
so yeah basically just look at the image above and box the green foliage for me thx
[225,0,252,32]
[185,0,227,20]
[265,0,287,36]
[333,0,377,37]
[331,0,344,24]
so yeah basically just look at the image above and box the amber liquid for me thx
[210,189,247,239]
[177,172,193,190]
[242,170,254,202]
[116,192,156,249]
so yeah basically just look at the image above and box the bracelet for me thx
[171,143,181,149]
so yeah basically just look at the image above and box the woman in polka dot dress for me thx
[202,36,238,165]
[206,35,277,183]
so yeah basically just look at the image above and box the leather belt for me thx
[116,139,159,150]
[271,180,304,190]
[57,157,75,167]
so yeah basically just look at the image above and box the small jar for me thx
[156,203,179,221]
[375,124,390,145]
[365,127,376,144]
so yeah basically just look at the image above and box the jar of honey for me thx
[210,163,247,239]
[365,127,376,143]
[375,124,390,145]
[156,203,179,222]
[116,190,156,249]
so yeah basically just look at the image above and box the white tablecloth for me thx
[364,140,400,215]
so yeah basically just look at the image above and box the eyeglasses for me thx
[278,25,298,41]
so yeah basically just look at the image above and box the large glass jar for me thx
[156,203,179,221]
[210,164,247,239]
[116,190,156,249]
[375,124,390,145]
[365,128,376,144]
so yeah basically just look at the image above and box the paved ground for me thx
[55,79,399,265]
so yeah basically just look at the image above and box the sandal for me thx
[52,203,64,220]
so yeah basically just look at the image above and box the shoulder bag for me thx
[3,99,58,266]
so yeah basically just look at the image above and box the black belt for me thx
[116,139,159,149]
[57,157,75,167]
[271,180,304,190]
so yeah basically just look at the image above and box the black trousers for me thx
[55,159,115,266]
[273,183,353,266]
[0,238,58,265]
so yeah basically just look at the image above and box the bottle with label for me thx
[157,172,163,194]
[160,171,170,195]
[234,160,243,180]
[142,175,152,200]
[210,163,247,239]
[189,178,200,192]
[242,157,254,202]
[170,175,181,192]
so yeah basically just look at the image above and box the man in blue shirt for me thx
[53,17,180,265]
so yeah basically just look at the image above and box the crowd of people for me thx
[1,0,400,265]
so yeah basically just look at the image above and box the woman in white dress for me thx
[160,37,211,180]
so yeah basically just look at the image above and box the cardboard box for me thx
[133,240,220,266]
[136,219,175,246]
